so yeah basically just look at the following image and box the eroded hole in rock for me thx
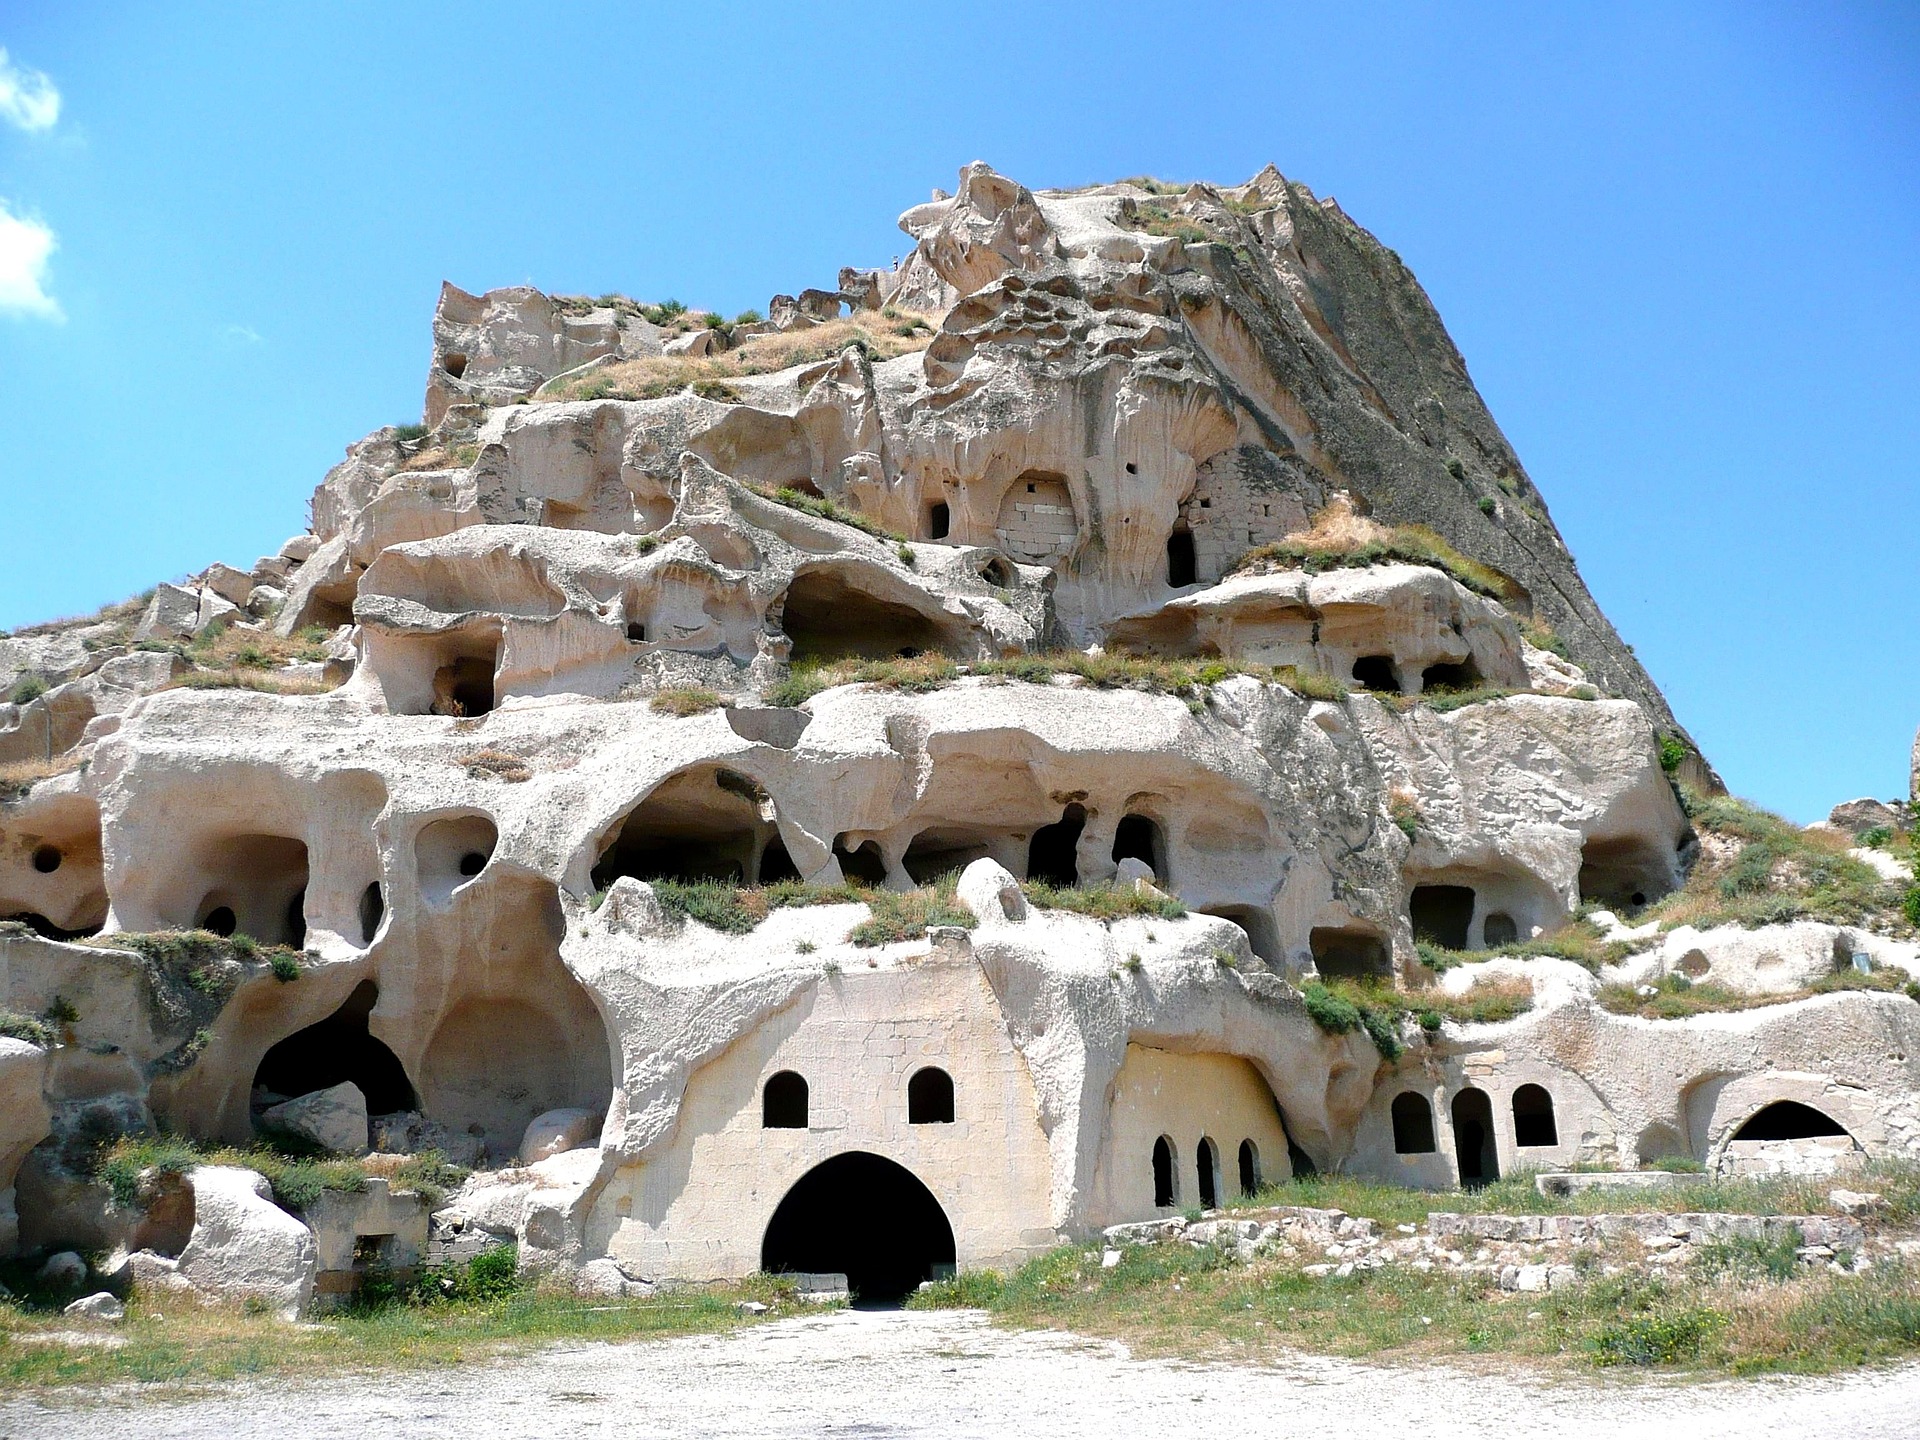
[758,838,801,884]
[763,1071,808,1128]
[417,814,499,906]
[1351,655,1398,693]
[1451,1087,1499,1187]
[1026,803,1085,886]
[1207,906,1280,964]
[902,827,997,885]
[1731,1101,1848,1142]
[1195,1136,1220,1208]
[30,846,60,874]
[779,569,949,663]
[442,352,469,379]
[833,836,888,886]
[1237,1139,1261,1196]
[1578,836,1676,912]
[434,653,496,718]
[192,834,309,947]
[626,621,647,644]
[1391,1092,1436,1154]
[978,557,1013,588]
[358,883,384,946]
[760,1152,957,1307]
[1166,527,1197,587]
[1512,1084,1558,1147]
[1420,660,1478,692]
[1311,925,1390,980]
[1409,885,1475,951]
[1111,814,1163,878]
[594,767,780,889]
[926,502,950,540]
[254,979,417,1117]
[1152,1134,1177,1207]
[907,1067,954,1125]
[1482,911,1519,947]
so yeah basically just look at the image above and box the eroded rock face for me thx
[3,163,1908,1290]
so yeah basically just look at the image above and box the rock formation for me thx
[0,163,1914,1310]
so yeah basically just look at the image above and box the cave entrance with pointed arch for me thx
[760,1152,956,1307]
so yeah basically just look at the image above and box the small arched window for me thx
[762,1070,808,1129]
[1152,1135,1177,1207]
[1512,1084,1558,1147]
[907,1067,955,1125]
[1391,1092,1437,1154]
[1196,1136,1220,1209]
[1237,1139,1260,1197]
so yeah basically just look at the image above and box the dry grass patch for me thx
[537,311,937,404]
[0,751,85,802]
[458,749,532,783]
[1233,497,1515,601]
[397,442,479,473]
[164,670,332,697]
[649,687,726,717]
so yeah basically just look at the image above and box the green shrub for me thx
[1656,735,1688,773]
[849,879,975,946]
[269,952,301,982]
[905,1268,1005,1308]
[1023,880,1186,921]
[733,308,763,325]
[7,672,47,705]
[1860,826,1893,850]
[1477,496,1496,516]
[392,423,430,443]
[388,1150,471,1208]
[1590,1308,1723,1366]
[1302,981,1362,1034]
[1906,886,1920,928]
[1694,1226,1802,1283]
[752,485,906,543]
[0,1010,53,1046]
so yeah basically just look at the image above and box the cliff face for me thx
[18,164,1866,1304]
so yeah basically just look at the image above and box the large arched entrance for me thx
[760,1152,957,1306]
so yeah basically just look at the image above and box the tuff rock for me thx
[0,164,1915,1304]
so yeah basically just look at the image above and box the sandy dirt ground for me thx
[5,1307,1920,1438]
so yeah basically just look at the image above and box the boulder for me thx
[195,588,242,632]
[663,327,726,357]
[262,1083,369,1155]
[246,584,286,618]
[36,1249,86,1292]
[200,563,258,607]
[176,1166,316,1319]
[278,534,321,563]
[519,1107,601,1163]
[132,582,200,642]
[1828,797,1907,838]
[64,1291,124,1320]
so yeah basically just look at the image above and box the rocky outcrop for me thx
[4,163,1910,1297]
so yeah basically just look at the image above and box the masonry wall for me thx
[593,958,1057,1280]
[1084,1044,1292,1227]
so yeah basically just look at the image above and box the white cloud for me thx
[0,49,59,132]
[0,201,60,319]
[221,323,263,344]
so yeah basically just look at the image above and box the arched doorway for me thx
[1451,1088,1499,1187]
[761,1152,957,1306]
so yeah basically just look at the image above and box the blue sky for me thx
[0,2,1914,820]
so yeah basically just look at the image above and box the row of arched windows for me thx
[761,1066,955,1130]
[1152,1134,1261,1209]
[1390,1084,1558,1185]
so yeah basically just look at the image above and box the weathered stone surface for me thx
[176,1167,316,1319]
[63,1290,124,1319]
[262,1083,369,1155]
[519,1107,601,1163]
[6,163,1919,1292]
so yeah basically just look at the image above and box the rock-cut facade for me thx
[0,163,1915,1309]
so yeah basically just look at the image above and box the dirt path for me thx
[5,1308,1920,1438]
